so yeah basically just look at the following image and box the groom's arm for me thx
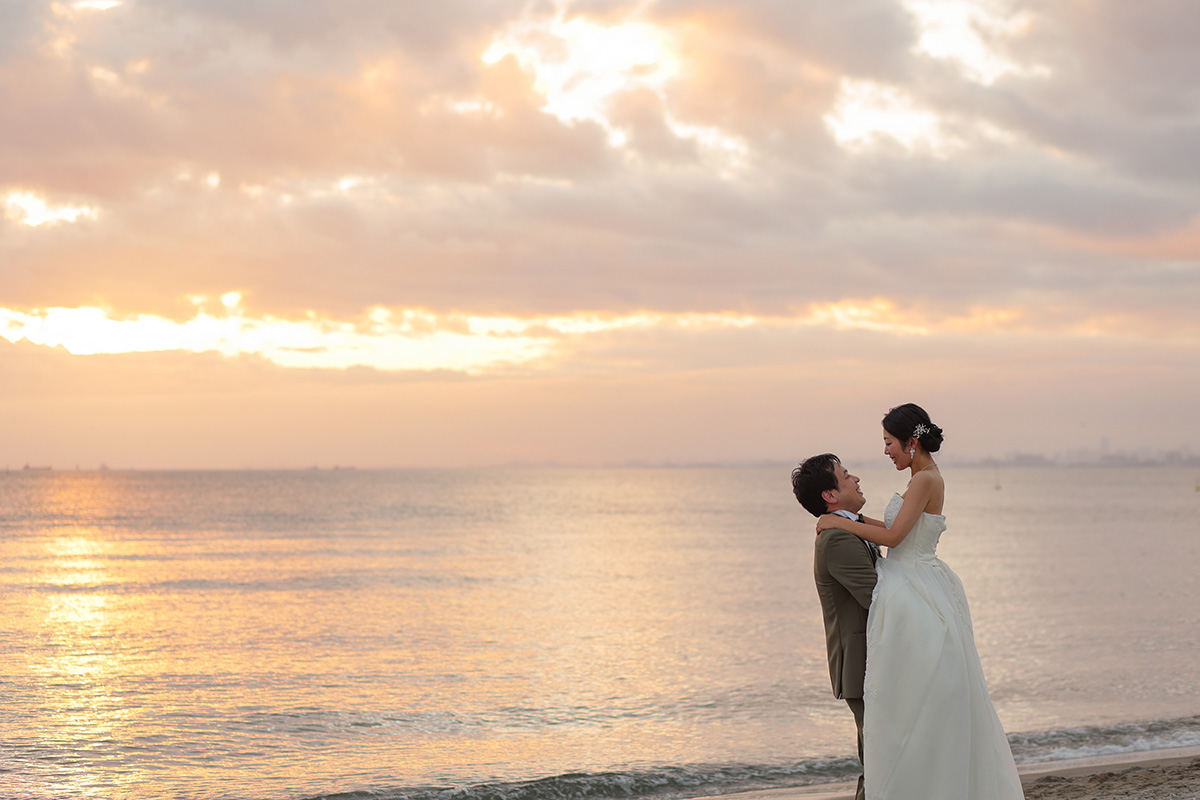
[823,529,877,609]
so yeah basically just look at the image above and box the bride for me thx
[815,403,1024,800]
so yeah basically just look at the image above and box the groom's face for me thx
[826,462,866,514]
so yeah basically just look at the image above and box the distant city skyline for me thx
[9,441,1200,473]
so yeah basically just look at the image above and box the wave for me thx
[1009,714,1200,763]
[302,761,862,800]
[301,716,1200,800]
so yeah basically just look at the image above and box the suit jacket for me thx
[813,526,877,699]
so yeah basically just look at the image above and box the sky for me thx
[2,0,1198,469]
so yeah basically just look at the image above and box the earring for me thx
[909,449,915,458]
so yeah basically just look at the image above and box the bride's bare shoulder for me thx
[910,468,944,513]
[906,468,942,490]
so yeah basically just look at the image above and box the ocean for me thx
[2,465,1199,800]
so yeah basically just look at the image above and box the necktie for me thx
[856,515,880,561]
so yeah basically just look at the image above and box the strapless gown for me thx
[862,493,1024,799]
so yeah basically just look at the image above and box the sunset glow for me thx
[72,0,124,10]
[3,303,769,372]
[0,303,556,373]
[480,8,745,163]
[2,297,1165,381]
[904,0,1048,85]
[484,13,680,129]
[825,80,948,153]
[4,191,98,227]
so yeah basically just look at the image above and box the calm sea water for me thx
[2,466,1199,800]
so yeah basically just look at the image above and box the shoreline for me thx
[690,746,1200,800]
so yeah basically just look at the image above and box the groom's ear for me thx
[821,488,837,508]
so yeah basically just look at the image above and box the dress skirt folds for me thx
[862,494,1024,800]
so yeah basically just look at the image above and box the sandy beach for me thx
[1019,748,1200,800]
[693,747,1200,800]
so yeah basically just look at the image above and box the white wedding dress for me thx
[862,493,1024,800]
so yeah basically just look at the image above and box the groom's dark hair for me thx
[791,453,841,518]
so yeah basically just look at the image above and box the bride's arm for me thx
[815,476,936,548]
[815,514,890,545]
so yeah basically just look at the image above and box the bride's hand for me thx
[816,514,840,533]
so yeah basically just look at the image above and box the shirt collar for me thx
[832,509,859,520]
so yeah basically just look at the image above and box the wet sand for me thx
[693,747,1200,800]
[1021,750,1200,800]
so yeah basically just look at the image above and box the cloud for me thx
[652,0,916,78]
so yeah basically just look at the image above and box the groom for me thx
[792,454,878,800]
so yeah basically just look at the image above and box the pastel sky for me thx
[2,0,1198,468]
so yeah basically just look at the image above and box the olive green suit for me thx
[813,524,877,800]
[814,526,877,699]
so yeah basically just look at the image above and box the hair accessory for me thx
[913,423,930,438]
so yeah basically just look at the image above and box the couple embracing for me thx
[792,403,1024,800]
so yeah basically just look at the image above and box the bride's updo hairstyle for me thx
[882,403,944,453]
